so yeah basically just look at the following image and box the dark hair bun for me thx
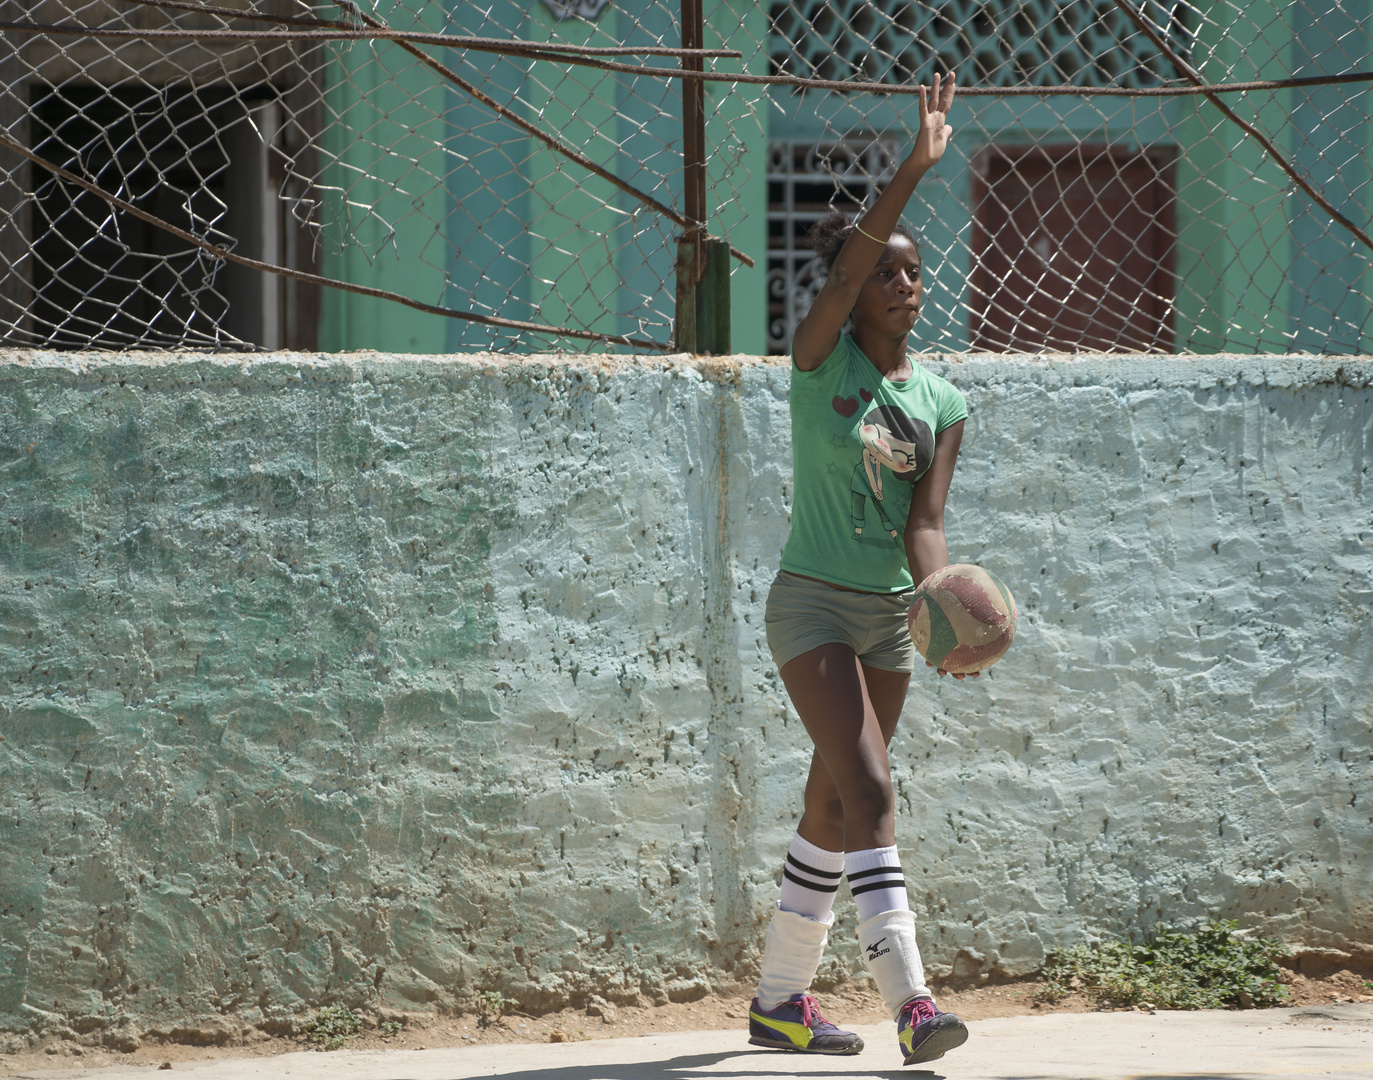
[808,211,854,270]
[806,211,920,270]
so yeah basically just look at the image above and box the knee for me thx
[804,785,846,829]
[806,771,893,832]
[841,778,894,830]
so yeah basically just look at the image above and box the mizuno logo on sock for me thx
[865,937,890,960]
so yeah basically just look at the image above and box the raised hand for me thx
[909,71,956,173]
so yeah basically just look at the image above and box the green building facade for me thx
[313,0,1373,355]
[315,0,768,355]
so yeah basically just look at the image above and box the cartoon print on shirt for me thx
[850,402,934,542]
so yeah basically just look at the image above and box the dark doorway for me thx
[26,83,317,351]
[29,85,243,348]
[970,144,1176,352]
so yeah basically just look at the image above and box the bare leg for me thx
[751,646,915,1035]
[780,643,911,853]
[779,648,938,1024]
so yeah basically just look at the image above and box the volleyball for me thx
[908,564,1017,674]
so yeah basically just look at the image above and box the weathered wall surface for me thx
[0,350,1370,1042]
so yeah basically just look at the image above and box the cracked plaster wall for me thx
[0,349,1369,1037]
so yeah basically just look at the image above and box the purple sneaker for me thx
[897,996,968,1065]
[747,994,864,1055]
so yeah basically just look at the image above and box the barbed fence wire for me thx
[1,0,1371,354]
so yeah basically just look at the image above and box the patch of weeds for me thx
[477,990,516,1029]
[305,1006,363,1051]
[1362,980,1373,992]
[379,1020,403,1039]
[1037,920,1289,1010]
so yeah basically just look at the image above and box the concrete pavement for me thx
[6,1004,1372,1080]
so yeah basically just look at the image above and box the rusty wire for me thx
[7,20,1372,99]
[0,129,673,351]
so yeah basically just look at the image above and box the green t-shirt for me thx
[779,335,968,592]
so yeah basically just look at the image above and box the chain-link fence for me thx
[1,0,763,352]
[1,1,1371,354]
[760,0,1373,355]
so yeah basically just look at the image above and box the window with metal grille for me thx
[766,0,1194,88]
[766,138,901,354]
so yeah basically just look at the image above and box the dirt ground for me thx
[3,963,1370,1075]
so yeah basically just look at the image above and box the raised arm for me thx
[792,73,957,371]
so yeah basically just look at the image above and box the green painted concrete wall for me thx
[1286,0,1373,352]
[318,16,453,355]
[1171,0,1293,353]
[1,349,1370,1048]
[318,3,768,355]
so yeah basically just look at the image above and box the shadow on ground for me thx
[377,1048,944,1080]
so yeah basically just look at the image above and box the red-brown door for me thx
[970,144,1176,352]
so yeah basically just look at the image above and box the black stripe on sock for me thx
[783,866,840,893]
[786,853,843,880]
[847,865,903,882]
[850,877,907,896]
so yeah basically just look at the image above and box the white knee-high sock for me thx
[846,849,929,1020]
[779,833,844,921]
[845,845,909,921]
[856,908,933,1020]
[755,834,844,1011]
[756,907,832,1012]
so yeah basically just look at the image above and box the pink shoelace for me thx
[797,995,829,1028]
[902,997,940,1025]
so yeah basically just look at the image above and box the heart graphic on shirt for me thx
[859,387,873,402]
[832,395,859,417]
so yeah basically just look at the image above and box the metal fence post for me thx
[0,4,32,345]
[675,0,729,355]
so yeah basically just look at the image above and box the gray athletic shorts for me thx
[764,570,918,674]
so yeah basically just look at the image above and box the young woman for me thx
[746,74,973,1066]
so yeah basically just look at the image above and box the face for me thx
[852,235,923,335]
